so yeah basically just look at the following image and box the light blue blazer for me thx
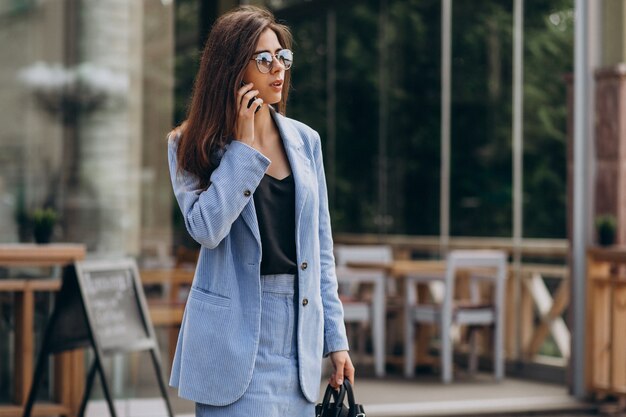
[167,108,349,406]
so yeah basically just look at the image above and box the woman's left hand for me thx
[328,350,355,389]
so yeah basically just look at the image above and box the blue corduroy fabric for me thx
[195,274,314,416]
[167,108,349,406]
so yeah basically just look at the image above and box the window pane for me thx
[522,2,572,239]
[387,0,441,235]
[450,0,513,237]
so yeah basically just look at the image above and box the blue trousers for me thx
[195,274,315,416]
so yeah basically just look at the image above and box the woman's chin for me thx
[266,92,282,105]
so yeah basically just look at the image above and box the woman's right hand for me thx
[234,82,263,146]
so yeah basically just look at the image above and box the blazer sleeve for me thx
[168,134,270,249]
[312,131,350,356]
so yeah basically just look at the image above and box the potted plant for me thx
[32,208,58,244]
[596,214,617,246]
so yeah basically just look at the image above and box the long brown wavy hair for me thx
[175,6,293,188]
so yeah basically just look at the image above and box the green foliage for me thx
[31,207,57,243]
[286,0,573,238]
[595,214,617,246]
[522,3,573,238]
[32,208,57,230]
[172,0,574,239]
[596,214,617,231]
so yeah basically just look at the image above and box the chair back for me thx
[334,245,389,377]
[334,244,393,266]
[443,250,507,317]
[333,244,391,296]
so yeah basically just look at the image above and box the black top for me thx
[253,173,298,275]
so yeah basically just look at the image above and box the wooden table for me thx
[345,259,571,370]
[347,259,505,278]
[346,260,447,369]
[0,244,86,417]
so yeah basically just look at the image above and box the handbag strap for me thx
[343,380,366,417]
[318,383,347,417]
[343,380,356,408]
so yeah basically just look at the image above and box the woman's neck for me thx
[253,106,278,146]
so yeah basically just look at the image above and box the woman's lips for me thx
[270,80,283,91]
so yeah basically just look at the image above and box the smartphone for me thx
[241,81,261,113]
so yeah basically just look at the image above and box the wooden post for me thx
[14,288,34,405]
[612,280,626,392]
[505,274,517,359]
[586,250,611,392]
[519,276,534,359]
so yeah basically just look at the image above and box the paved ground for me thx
[84,351,599,417]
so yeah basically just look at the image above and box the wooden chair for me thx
[140,246,198,362]
[404,250,507,383]
[334,244,391,377]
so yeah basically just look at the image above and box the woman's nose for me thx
[271,59,286,73]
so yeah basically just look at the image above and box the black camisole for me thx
[253,173,298,275]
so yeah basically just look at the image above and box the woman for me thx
[167,5,354,416]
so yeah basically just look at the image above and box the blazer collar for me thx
[269,106,304,150]
[240,107,311,250]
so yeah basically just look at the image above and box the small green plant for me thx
[596,214,617,246]
[32,207,57,244]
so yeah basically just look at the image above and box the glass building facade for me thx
[0,0,576,405]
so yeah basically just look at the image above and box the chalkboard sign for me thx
[75,259,154,352]
[23,259,174,417]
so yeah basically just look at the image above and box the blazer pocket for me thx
[189,286,231,308]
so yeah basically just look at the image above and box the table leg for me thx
[416,284,433,366]
[505,277,517,359]
[53,350,84,417]
[55,352,72,407]
[520,279,534,358]
[14,288,34,405]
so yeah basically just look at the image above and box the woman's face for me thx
[243,28,287,106]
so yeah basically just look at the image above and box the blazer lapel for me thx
[240,198,261,245]
[239,108,311,249]
[271,108,311,239]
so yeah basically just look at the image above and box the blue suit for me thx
[167,108,349,406]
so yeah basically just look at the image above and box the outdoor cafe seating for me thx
[403,250,508,383]
[334,244,392,377]
[336,244,509,383]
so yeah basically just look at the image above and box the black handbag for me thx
[315,380,366,417]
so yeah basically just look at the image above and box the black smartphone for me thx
[241,81,261,113]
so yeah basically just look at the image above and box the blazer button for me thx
[300,262,308,270]
[302,298,309,306]
[243,190,251,197]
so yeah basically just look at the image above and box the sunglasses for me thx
[250,49,293,73]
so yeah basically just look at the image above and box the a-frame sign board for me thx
[22,259,174,417]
